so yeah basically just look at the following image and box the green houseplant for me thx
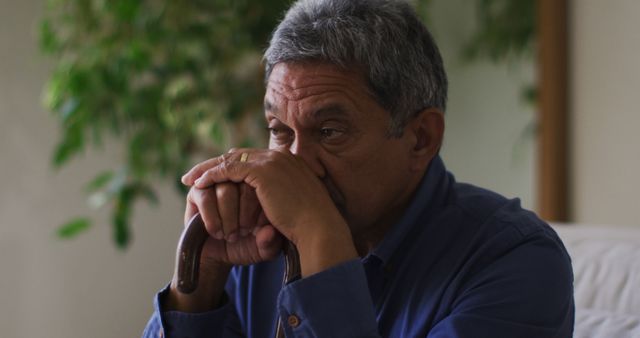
[40,0,534,248]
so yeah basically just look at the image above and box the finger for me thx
[181,147,251,185]
[194,153,252,189]
[255,225,284,261]
[216,183,240,243]
[181,156,226,186]
[189,187,224,240]
[184,197,199,226]
[257,210,270,227]
[238,183,261,236]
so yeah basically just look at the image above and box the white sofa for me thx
[552,224,640,338]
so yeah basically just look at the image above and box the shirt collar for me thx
[369,155,449,265]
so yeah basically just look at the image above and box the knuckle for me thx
[205,214,222,229]
[186,187,200,202]
[220,155,242,175]
[216,183,237,200]
[199,189,216,205]
[266,149,291,168]
[202,216,221,236]
[266,149,281,162]
[220,153,233,170]
[221,152,234,162]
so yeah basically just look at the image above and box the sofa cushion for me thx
[553,224,640,314]
[575,308,640,338]
[553,224,640,337]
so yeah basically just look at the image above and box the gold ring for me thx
[240,153,249,163]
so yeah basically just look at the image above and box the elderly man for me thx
[143,0,574,337]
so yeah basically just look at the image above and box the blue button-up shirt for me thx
[143,156,574,337]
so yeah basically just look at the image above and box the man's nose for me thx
[289,137,326,178]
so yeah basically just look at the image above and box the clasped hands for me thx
[179,148,358,278]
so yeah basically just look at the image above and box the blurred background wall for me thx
[0,0,638,337]
[434,0,536,210]
[570,0,640,225]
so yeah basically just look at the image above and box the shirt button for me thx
[287,314,301,328]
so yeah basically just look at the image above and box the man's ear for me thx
[405,108,444,172]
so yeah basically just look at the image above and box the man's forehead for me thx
[264,98,349,121]
[266,62,370,102]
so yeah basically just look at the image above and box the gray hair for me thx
[264,0,448,136]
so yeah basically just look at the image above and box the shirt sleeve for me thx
[141,284,244,338]
[276,259,381,338]
[426,235,575,338]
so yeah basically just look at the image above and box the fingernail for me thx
[227,232,238,243]
[214,230,224,240]
[194,177,202,186]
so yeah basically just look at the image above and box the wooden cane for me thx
[176,213,301,337]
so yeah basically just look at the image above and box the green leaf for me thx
[38,19,58,53]
[111,0,140,22]
[132,183,159,206]
[209,120,224,145]
[113,212,130,249]
[113,192,132,249]
[52,126,84,167]
[60,98,80,123]
[140,187,159,206]
[462,0,535,64]
[85,171,115,193]
[56,218,92,238]
[43,74,66,111]
[520,84,538,107]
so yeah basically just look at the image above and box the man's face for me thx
[264,62,422,240]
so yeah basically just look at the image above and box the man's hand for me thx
[184,183,284,267]
[183,149,358,278]
[166,182,284,313]
[165,148,358,313]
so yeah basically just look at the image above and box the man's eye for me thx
[320,128,345,140]
[268,128,292,140]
